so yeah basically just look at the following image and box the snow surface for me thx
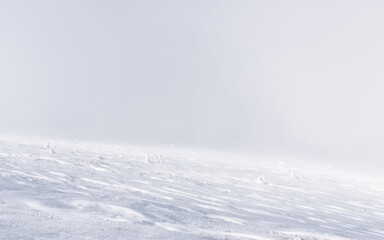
[0,136,383,240]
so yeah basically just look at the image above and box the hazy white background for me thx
[1,1,384,172]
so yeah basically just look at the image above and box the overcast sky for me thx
[1,1,384,169]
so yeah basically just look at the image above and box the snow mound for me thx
[0,136,383,239]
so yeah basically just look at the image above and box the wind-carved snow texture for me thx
[0,137,383,239]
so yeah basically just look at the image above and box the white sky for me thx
[1,1,384,169]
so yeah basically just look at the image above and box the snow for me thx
[0,135,383,239]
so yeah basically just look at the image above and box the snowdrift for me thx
[0,136,383,239]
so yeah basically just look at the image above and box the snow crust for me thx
[0,135,383,239]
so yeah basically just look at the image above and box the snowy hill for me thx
[0,136,383,240]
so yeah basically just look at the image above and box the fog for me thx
[1,1,384,171]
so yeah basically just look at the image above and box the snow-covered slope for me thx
[0,136,383,240]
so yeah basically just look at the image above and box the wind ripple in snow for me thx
[0,137,383,239]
